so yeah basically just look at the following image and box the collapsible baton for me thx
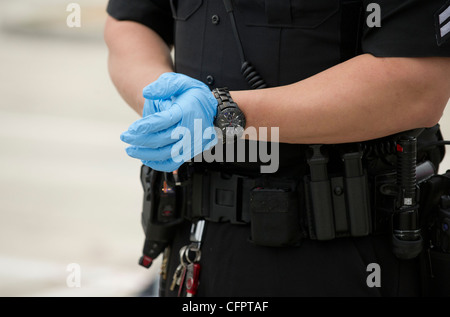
[392,132,423,259]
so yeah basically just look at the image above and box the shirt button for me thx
[206,75,215,85]
[211,15,220,25]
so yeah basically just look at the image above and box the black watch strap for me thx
[212,87,237,111]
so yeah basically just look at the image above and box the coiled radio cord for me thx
[223,0,267,89]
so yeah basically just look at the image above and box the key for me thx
[169,245,188,292]
[185,262,201,297]
[169,263,184,292]
[160,247,171,281]
[177,264,187,297]
[178,245,200,297]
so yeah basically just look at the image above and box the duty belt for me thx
[138,127,444,267]
[187,171,254,225]
[183,165,389,247]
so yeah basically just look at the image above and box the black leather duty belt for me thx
[186,171,269,225]
[183,169,388,247]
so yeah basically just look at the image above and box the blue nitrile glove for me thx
[120,72,218,172]
[142,98,170,118]
[142,89,172,117]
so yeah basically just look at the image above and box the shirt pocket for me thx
[235,0,339,29]
[170,0,203,21]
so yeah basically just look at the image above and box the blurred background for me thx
[0,0,450,298]
[0,0,160,296]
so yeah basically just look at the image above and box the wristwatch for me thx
[212,87,246,143]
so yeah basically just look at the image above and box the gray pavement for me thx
[0,0,449,298]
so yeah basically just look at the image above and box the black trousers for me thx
[159,220,421,297]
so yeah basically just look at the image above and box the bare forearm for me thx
[104,16,174,116]
[232,54,450,144]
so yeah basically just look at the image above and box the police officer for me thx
[105,0,450,296]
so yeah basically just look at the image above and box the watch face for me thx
[215,107,246,143]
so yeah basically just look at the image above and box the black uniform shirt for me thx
[107,0,450,174]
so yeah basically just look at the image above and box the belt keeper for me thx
[207,172,243,224]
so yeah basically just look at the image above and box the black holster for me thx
[304,145,372,241]
[138,165,184,268]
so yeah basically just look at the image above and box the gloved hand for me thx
[142,98,171,118]
[120,72,218,172]
[142,86,172,117]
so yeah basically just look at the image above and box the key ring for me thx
[178,245,189,266]
[184,244,201,264]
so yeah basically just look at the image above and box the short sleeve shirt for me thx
[107,0,450,59]
[107,0,174,46]
[362,0,450,56]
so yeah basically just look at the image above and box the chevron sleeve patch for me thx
[436,0,450,45]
